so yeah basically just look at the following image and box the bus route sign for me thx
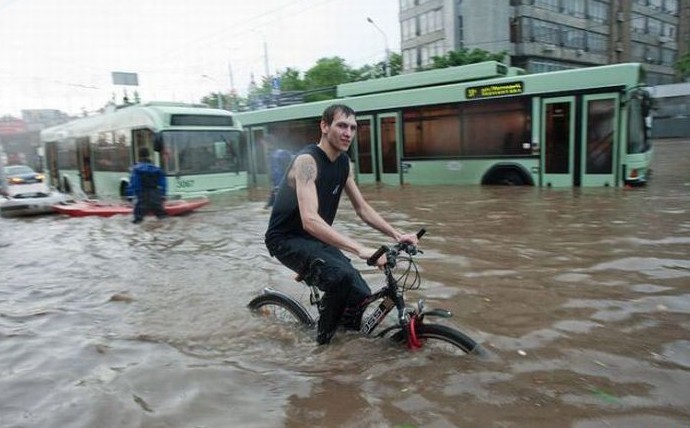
[466,81,524,99]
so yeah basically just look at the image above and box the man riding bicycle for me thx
[264,103,418,345]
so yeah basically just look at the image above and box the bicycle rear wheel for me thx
[247,288,316,327]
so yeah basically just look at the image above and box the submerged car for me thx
[4,165,44,185]
[1,165,72,218]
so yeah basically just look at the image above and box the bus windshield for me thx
[164,130,242,174]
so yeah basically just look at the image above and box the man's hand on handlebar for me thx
[397,232,419,247]
[360,247,387,268]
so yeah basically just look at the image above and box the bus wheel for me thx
[119,181,130,199]
[498,171,525,186]
[482,167,529,186]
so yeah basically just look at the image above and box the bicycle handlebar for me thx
[366,228,426,266]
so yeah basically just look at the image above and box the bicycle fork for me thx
[403,299,454,350]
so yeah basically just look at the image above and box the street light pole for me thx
[367,17,390,77]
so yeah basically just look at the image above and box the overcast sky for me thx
[0,0,400,117]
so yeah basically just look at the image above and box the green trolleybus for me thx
[236,61,652,188]
[41,102,247,199]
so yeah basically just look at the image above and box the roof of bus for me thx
[337,60,509,97]
[41,102,235,141]
[235,62,644,126]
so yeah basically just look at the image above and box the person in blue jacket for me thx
[128,147,167,223]
[265,139,294,209]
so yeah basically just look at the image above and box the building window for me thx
[418,9,443,36]
[587,0,609,24]
[528,60,574,74]
[662,22,676,38]
[400,0,414,11]
[646,45,661,64]
[457,15,464,49]
[419,13,428,36]
[402,18,416,41]
[631,13,646,33]
[587,32,608,53]
[534,0,560,13]
[531,18,561,45]
[649,0,662,10]
[563,0,586,18]
[647,17,662,36]
[664,0,678,15]
[563,27,586,49]
[631,42,646,61]
[403,49,416,71]
[661,48,676,66]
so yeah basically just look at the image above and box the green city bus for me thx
[41,102,247,199]
[236,61,652,188]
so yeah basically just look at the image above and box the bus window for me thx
[586,99,615,174]
[403,105,461,157]
[461,99,531,156]
[164,130,240,175]
[628,96,649,154]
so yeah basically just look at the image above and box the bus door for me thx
[249,127,266,186]
[541,97,575,187]
[76,137,95,196]
[580,94,618,187]
[376,113,401,185]
[44,141,60,189]
[354,115,376,184]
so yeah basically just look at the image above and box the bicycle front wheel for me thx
[390,322,478,355]
[247,288,316,327]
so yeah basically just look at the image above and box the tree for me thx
[389,52,402,76]
[201,92,247,111]
[426,48,507,70]
[675,53,690,81]
[354,52,403,80]
[278,67,307,92]
[302,57,352,101]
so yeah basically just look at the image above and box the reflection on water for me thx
[1,140,689,427]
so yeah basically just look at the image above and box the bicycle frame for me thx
[358,265,406,336]
[305,248,428,341]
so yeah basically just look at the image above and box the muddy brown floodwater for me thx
[1,139,689,428]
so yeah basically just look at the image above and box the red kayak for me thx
[52,198,210,218]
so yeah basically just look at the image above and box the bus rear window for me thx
[170,115,234,127]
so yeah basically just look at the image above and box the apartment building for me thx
[400,0,689,84]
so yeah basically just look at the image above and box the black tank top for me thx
[265,144,350,245]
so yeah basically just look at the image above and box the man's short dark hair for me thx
[138,147,150,159]
[321,104,356,125]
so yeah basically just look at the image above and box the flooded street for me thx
[2,139,689,428]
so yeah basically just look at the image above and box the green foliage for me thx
[389,52,402,76]
[427,48,507,70]
[279,67,307,92]
[675,53,690,80]
[201,92,246,111]
[304,57,353,89]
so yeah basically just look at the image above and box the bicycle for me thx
[247,229,479,355]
